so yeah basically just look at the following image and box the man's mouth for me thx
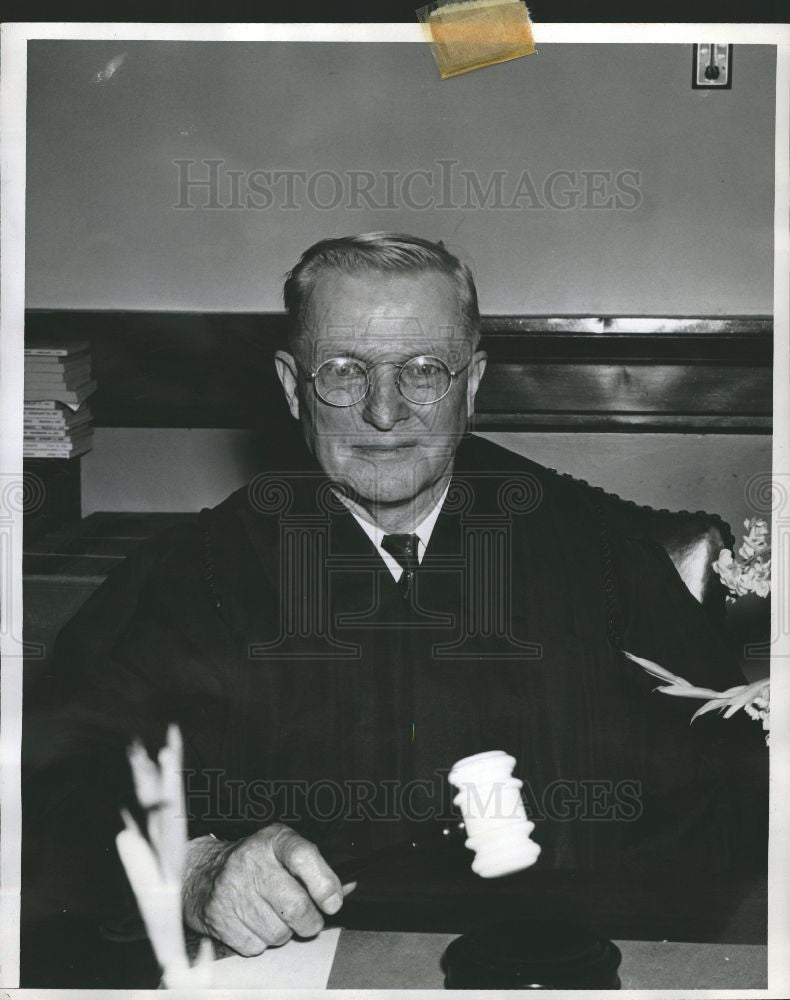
[350,442,418,454]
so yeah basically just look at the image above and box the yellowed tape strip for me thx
[421,0,536,79]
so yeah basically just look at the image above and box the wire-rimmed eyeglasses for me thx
[304,354,472,407]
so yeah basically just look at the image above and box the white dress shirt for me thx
[338,483,450,581]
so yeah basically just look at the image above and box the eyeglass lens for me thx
[314,356,452,406]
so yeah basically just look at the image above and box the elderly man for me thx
[25,233,764,970]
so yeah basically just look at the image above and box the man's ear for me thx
[466,349,488,418]
[274,351,301,421]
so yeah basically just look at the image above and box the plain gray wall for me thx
[26,41,774,314]
[80,427,772,544]
[24,41,774,523]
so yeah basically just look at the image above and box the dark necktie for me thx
[381,533,420,600]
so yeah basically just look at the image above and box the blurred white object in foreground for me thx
[448,750,541,878]
[116,724,213,988]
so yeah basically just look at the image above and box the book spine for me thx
[24,417,91,428]
[24,397,89,404]
[24,381,92,391]
[25,359,91,372]
[23,449,90,458]
[23,400,59,410]
[24,430,93,441]
[23,439,92,452]
[25,347,91,368]
[24,402,92,413]
[24,380,98,403]
[24,381,93,392]
[24,365,91,377]
[24,343,89,357]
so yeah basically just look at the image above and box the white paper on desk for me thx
[206,927,341,989]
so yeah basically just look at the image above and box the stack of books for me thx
[24,337,97,459]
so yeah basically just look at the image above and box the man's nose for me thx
[361,368,410,430]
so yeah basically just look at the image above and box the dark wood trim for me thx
[480,319,773,364]
[481,316,771,334]
[24,311,773,433]
[473,413,773,432]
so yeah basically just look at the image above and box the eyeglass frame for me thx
[302,353,474,408]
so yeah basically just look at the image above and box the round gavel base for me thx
[442,918,622,989]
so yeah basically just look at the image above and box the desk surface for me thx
[203,855,768,990]
[204,929,767,990]
[330,847,767,946]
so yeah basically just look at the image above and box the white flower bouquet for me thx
[712,517,771,601]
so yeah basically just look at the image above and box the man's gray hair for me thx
[283,232,481,348]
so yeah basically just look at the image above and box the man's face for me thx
[275,270,487,508]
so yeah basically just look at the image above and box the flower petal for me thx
[623,651,692,686]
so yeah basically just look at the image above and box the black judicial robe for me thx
[23,436,766,933]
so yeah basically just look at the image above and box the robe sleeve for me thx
[23,523,235,932]
[615,535,768,873]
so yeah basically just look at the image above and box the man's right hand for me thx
[182,823,354,956]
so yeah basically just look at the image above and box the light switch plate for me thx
[692,44,733,89]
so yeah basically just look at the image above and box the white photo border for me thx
[2,19,789,996]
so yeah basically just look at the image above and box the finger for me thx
[239,890,295,947]
[205,858,293,954]
[263,866,326,938]
[273,830,344,915]
[231,925,269,958]
[211,908,269,958]
[342,881,357,896]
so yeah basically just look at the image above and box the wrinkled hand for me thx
[182,823,354,956]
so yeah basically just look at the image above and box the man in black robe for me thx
[24,233,766,970]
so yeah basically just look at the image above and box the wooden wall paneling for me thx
[24,311,773,433]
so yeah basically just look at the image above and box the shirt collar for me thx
[336,482,450,579]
